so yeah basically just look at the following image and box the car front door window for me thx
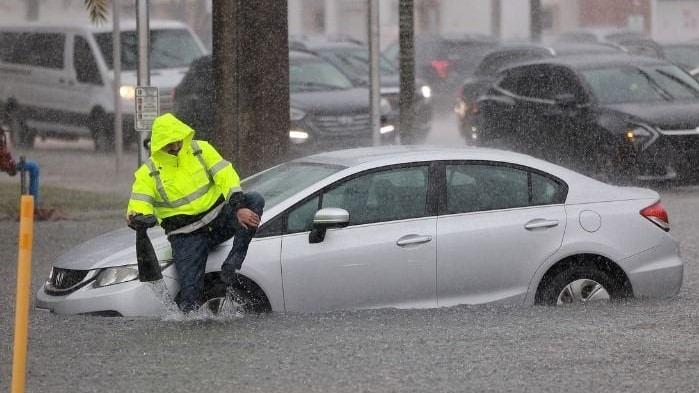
[322,166,429,225]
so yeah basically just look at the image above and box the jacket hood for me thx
[150,113,195,153]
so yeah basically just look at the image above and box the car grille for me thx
[45,267,95,296]
[314,113,370,136]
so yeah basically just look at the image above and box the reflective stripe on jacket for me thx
[126,114,242,225]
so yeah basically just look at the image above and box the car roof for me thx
[0,19,188,33]
[502,53,670,72]
[295,145,545,168]
[493,41,621,56]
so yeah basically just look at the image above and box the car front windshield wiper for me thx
[290,81,347,91]
[633,67,674,101]
[653,68,699,98]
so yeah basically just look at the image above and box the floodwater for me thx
[1,111,698,392]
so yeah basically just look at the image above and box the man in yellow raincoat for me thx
[125,113,264,312]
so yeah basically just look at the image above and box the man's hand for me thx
[125,212,137,226]
[236,208,260,229]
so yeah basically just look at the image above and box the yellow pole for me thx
[11,195,34,393]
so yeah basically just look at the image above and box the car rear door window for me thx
[445,163,565,214]
[12,33,65,69]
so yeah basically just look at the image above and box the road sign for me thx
[134,86,159,132]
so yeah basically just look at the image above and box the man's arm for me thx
[125,166,156,225]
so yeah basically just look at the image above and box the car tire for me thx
[8,108,35,148]
[90,111,115,152]
[536,262,631,306]
[201,274,268,315]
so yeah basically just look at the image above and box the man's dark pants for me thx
[168,192,265,312]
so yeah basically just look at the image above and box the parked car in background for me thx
[475,55,699,183]
[35,145,682,316]
[383,33,499,103]
[660,41,699,72]
[0,20,206,150]
[174,50,396,157]
[455,42,623,143]
[290,36,433,141]
[557,27,664,58]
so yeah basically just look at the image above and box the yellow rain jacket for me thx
[126,113,242,233]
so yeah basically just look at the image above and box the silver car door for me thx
[280,165,437,313]
[437,163,567,306]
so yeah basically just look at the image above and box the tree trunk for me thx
[211,0,289,177]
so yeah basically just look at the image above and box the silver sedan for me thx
[36,145,684,316]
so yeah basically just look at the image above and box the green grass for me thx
[0,183,125,219]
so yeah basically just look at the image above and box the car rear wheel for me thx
[8,108,35,148]
[537,264,630,306]
[90,111,115,152]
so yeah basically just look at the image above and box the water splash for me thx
[145,279,181,318]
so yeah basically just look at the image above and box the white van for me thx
[0,20,207,150]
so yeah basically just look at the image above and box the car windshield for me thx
[94,29,204,70]
[321,48,397,80]
[581,64,699,104]
[663,46,699,70]
[240,162,345,208]
[290,57,355,92]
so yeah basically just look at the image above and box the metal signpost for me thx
[134,86,159,134]
[136,0,152,166]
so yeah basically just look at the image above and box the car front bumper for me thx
[35,275,178,317]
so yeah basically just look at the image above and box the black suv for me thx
[290,37,433,140]
[475,54,699,183]
[383,33,499,102]
[173,50,397,156]
[455,42,623,143]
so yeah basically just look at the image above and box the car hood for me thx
[110,68,189,89]
[603,101,699,129]
[52,227,170,270]
[291,87,370,114]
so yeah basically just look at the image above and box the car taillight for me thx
[640,201,670,232]
[431,60,450,78]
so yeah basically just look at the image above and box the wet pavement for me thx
[1,113,698,392]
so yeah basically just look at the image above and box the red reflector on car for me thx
[640,201,670,232]
[431,60,450,78]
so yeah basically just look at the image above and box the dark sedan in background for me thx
[290,36,433,142]
[475,54,699,183]
[455,42,624,143]
[173,50,396,157]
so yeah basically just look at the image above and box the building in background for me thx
[3,0,699,50]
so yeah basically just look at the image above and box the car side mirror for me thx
[309,208,350,244]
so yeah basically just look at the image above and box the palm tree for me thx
[84,0,109,24]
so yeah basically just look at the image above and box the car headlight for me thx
[93,260,173,288]
[420,85,432,99]
[290,107,306,121]
[380,97,392,116]
[289,130,310,143]
[120,85,136,100]
[625,123,658,150]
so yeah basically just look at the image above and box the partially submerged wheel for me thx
[90,111,115,152]
[555,278,610,305]
[537,262,631,306]
[8,108,35,148]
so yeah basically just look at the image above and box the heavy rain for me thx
[1,0,699,392]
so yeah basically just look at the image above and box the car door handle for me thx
[396,234,432,246]
[524,219,559,230]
